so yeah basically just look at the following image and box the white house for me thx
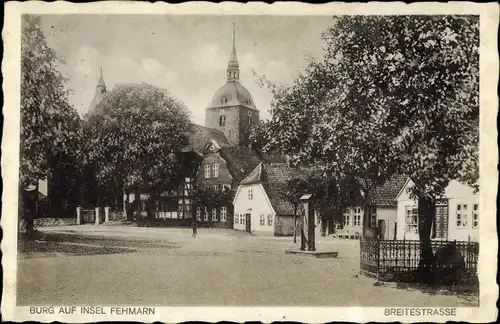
[337,175,407,240]
[233,163,300,236]
[395,179,479,242]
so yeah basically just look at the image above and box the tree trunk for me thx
[132,187,140,221]
[418,196,436,283]
[123,188,128,218]
[362,197,370,239]
[293,203,297,243]
[18,183,25,234]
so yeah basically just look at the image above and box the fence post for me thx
[104,206,110,223]
[76,207,82,225]
[95,207,100,225]
[376,240,380,281]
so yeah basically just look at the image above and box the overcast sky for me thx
[40,15,335,125]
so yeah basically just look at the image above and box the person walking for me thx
[191,218,198,237]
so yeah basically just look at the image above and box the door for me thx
[435,205,449,239]
[245,213,251,233]
[378,220,387,240]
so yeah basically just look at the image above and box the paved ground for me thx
[17,225,478,306]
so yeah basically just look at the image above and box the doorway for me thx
[245,213,251,233]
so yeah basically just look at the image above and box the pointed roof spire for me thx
[229,22,238,63]
[97,66,106,88]
[227,23,240,82]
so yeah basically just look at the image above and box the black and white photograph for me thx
[2,2,498,323]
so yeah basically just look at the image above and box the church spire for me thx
[97,66,106,89]
[227,23,240,83]
[88,66,107,112]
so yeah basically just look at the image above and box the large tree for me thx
[254,15,479,277]
[20,15,82,233]
[83,84,191,217]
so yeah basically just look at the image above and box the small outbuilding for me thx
[232,162,301,236]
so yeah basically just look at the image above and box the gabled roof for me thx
[240,162,301,215]
[184,124,230,154]
[241,162,263,185]
[220,146,262,183]
[371,174,408,207]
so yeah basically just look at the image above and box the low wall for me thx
[33,218,77,227]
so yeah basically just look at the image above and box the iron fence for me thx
[360,239,479,282]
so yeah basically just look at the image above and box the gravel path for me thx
[17,226,478,307]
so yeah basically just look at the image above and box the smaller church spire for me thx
[227,23,240,83]
[97,66,106,88]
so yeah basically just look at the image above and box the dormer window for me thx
[246,99,251,105]
[221,96,227,104]
[219,115,226,126]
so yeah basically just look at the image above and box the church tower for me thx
[205,24,260,147]
[89,67,107,111]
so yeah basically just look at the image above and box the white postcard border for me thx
[2,1,498,323]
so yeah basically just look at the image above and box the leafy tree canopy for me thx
[20,15,82,186]
[84,84,191,193]
[256,15,479,200]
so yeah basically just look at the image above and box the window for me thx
[267,214,273,226]
[204,207,208,221]
[353,207,362,227]
[343,208,350,227]
[196,207,201,221]
[456,204,468,227]
[221,96,227,104]
[221,207,227,222]
[212,208,218,221]
[260,214,265,226]
[213,184,219,191]
[204,164,211,179]
[472,204,479,228]
[247,112,252,125]
[219,115,226,126]
[248,188,253,200]
[370,207,377,228]
[242,215,246,225]
[405,205,418,234]
[213,164,219,178]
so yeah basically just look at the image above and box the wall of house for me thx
[396,199,418,240]
[396,180,479,242]
[233,183,274,233]
[194,205,234,229]
[196,152,233,185]
[377,206,398,240]
[447,197,479,242]
[341,207,364,237]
